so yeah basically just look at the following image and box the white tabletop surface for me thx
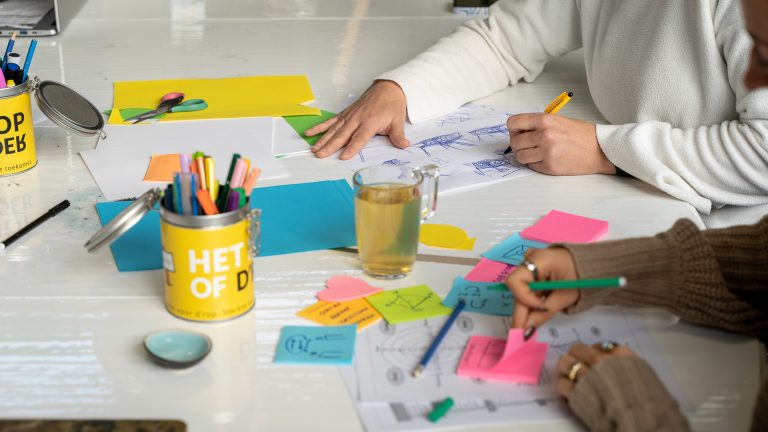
[0,1,761,431]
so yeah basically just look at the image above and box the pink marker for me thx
[230,159,247,188]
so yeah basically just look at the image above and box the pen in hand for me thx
[504,91,574,155]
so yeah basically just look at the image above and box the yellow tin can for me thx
[0,78,104,176]
[85,188,261,322]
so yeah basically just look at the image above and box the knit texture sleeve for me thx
[569,356,691,432]
[594,2,768,214]
[559,217,768,337]
[376,0,582,123]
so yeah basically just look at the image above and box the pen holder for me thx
[160,205,261,322]
[0,77,103,177]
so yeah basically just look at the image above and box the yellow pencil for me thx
[543,91,573,114]
[204,157,215,196]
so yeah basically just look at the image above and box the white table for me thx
[0,1,761,431]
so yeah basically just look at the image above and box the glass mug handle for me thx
[247,208,262,258]
[414,164,439,222]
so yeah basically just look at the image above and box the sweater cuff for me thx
[569,356,689,431]
[375,71,438,124]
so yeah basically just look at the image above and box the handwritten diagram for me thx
[274,324,357,365]
[468,124,509,141]
[367,285,452,324]
[442,277,514,316]
[465,157,524,178]
[413,133,477,157]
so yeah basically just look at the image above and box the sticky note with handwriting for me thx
[465,258,516,283]
[442,277,513,316]
[366,285,452,325]
[274,325,357,365]
[456,328,548,384]
[298,299,382,331]
[482,232,548,265]
[520,210,608,244]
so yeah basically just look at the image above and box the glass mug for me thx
[352,165,439,279]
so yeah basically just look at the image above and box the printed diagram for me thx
[464,157,523,178]
[285,333,347,359]
[385,291,436,312]
[468,124,509,141]
[414,133,477,157]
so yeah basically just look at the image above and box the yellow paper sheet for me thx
[297,298,382,331]
[109,75,320,124]
[143,154,181,182]
[419,223,476,251]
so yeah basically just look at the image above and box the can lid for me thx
[84,188,162,253]
[33,79,104,137]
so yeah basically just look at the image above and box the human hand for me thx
[306,80,409,160]
[506,248,580,331]
[507,113,615,175]
[556,342,636,398]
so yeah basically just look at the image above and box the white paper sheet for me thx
[338,105,538,193]
[81,118,286,201]
[272,117,312,157]
[341,307,690,430]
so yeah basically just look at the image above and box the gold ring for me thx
[522,259,538,280]
[567,360,586,382]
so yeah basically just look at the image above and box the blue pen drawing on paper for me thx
[340,104,537,193]
[414,133,477,157]
[275,325,357,365]
[468,124,509,141]
[442,277,514,316]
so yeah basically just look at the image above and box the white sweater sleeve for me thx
[377,0,582,123]
[595,6,768,214]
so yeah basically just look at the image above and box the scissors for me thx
[124,92,209,124]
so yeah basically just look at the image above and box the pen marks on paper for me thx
[414,133,477,157]
[464,157,523,178]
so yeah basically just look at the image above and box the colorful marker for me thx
[427,397,454,423]
[21,39,36,83]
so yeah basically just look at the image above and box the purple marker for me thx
[227,190,240,212]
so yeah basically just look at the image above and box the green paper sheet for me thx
[366,285,452,325]
[283,110,337,146]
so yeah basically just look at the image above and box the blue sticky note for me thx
[250,179,356,256]
[94,179,357,272]
[274,324,357,365]
[95,203,163,272]
[442,276,514,316]
[482,232,549,265]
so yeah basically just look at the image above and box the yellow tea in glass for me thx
[353,165,439,279]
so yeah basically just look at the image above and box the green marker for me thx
[529,277,626,291]
[428,397,454,423]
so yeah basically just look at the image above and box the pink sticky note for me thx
[317,276,383,302]
[456,329,548,384]
[465,258,516,283]
[520,210,609,244]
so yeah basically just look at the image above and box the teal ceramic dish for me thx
[143,330,213,369]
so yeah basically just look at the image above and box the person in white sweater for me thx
[306,0,768,215]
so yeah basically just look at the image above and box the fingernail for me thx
[523,325,537,341]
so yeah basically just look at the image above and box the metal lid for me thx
[33,78,104,136]
[85,188,162,253]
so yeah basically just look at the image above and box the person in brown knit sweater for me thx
[505,1,768,430]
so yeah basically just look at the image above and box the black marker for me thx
[0,200,70,252]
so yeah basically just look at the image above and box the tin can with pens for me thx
[85,188,261,322]
[0,76,103,176]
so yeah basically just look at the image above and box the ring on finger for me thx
[522,259,539,280]
[567,360,587,382]
[600,341,619,353]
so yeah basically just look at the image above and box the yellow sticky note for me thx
[109,75,320,124]
[297,299,382,331]
[420,223,476,251]
[144,154,181,182]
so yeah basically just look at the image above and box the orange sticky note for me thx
[297,298,382,331]
[143,154,181,182]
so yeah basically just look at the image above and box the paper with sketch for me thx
[298,299,382,331]
[465,258,516,283]
[442,277,514,316]
[456,329,548,384]
[81,118,286,201]
[338,105,538,193]
[521,210,609,244]
[343,307,690,404]
[274,325,357,365]
[482,232,549,266]
[366,285,452,325]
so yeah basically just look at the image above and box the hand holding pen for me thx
[504,91,617,176]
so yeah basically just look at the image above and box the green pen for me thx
[428,397,454,423]
[234,187,246,208]
[529,277,626,291]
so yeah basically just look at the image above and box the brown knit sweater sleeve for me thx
[569,356,690,432]
[559,216,768,337]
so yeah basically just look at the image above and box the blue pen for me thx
[173,173,183,215]
[412,300,466,378]
[21,39,36,83]
[2,31,16,71]
[190,173,199,215]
